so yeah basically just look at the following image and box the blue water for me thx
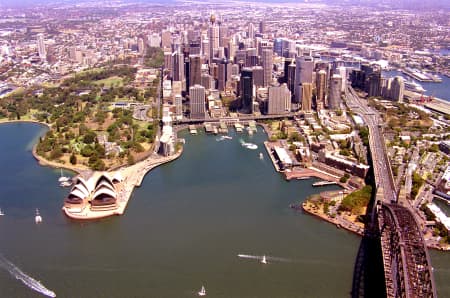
[382,70,450,101]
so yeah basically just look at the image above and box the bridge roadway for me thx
[345,87,436,298]
[175,112,296,125]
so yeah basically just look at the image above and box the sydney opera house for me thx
[64,172,123,214]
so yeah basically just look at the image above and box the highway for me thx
[345,86,397,204]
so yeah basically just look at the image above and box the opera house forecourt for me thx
[61,149,182,220]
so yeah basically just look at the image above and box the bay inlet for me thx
[0,122,448,297]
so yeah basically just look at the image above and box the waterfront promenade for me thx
[62,150,182,220]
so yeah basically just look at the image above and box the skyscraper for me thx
[189,55,202,87]
[172,51,185,82]
[368,72,381,98]
[267,84,291,115]
[248,23,255,40]
[208,15,219,64]
[189,85,206,118]
[329,74,342,110]
[259,21,266,34]
[240,68,254,114]
[287,60,296,96]
[294,56,314,103]
[390,76,404,102]
[316,70,327,110]
[37,33,46,60]
[262,49,273,87]
[161,30,172,48]
[301,82,313,112]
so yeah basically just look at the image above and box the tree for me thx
[70,153,77,165]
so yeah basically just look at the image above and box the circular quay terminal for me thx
[0,0,449,297]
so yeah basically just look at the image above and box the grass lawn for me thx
[93,76,124,88]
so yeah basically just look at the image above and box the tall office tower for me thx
[235,49,247,65]
[189,41,201,55]
[294,56,313,103]
[202,38,209,60]
[189,55,202,87]
[208,15,219,63]
[240,68,254,113]
[381,77,391,98]
[267,84,291,115]
[138,38,145,55]
[231,64,240,76]
[149,33,161,47]
[251,66,264,87]
[248,23,255,40]
[189,85,206,118]
[338,66,347,92]
[281,58,293,84]
[172,51,185,82]
[219,25,228,47]
[368,72,381,97]
[316,70,327,110]
[259,21,266,34]
[245,48,258,67]
[274,38,283,56]
[164,51,173,78]
[390,76,404,102]
[187,30,199,43]
[262,49,273,87]
[184,57,190,91]
[287,60,296,95]
[301,82,313,112]
[37,33,46,60]
[217,59,230,91]
[201,73,213,90]
[174,94,183,118]
[161,30,172,48]
[329,74,342,110]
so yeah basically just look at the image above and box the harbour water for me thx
[0,122,449,297]
[382,70,450,101]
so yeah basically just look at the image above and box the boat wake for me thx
[0,254,56,297]
[237,254,292,263]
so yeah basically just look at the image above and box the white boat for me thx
[35,209,42,224]
[240,140,258,150]
[0,208,4,216]
[198,285,206,296]
[223,136,232,140]
[60,181,72,187]
[58,168,70,183]
[259,153,264,159]
[404,80,426,93]
[261,255,268,264]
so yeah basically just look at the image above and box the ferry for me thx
[404,80,426,93]
[312,181,337,187]
[198,285,206,296]
[35,209,42,224]
[241,142,258,150]
[296,176,311,180]
[261,255,268,264]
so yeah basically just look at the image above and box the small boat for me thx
[35,209,42,224]
[198,285,206,296]
[261,255,268,264]
[60,181,72,187]
[259,152,263,159]
[223,136,232,140]
[58,168,70,183]
[0,208,4,216]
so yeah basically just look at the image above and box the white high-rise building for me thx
[189,84,206,119]
[148,33,161,48]
[294,56,313,103]
[208,15,219,64]
[37,33,46,60]
[248,23,255,40]
[338,66,347,92]
[267,84,291,115]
